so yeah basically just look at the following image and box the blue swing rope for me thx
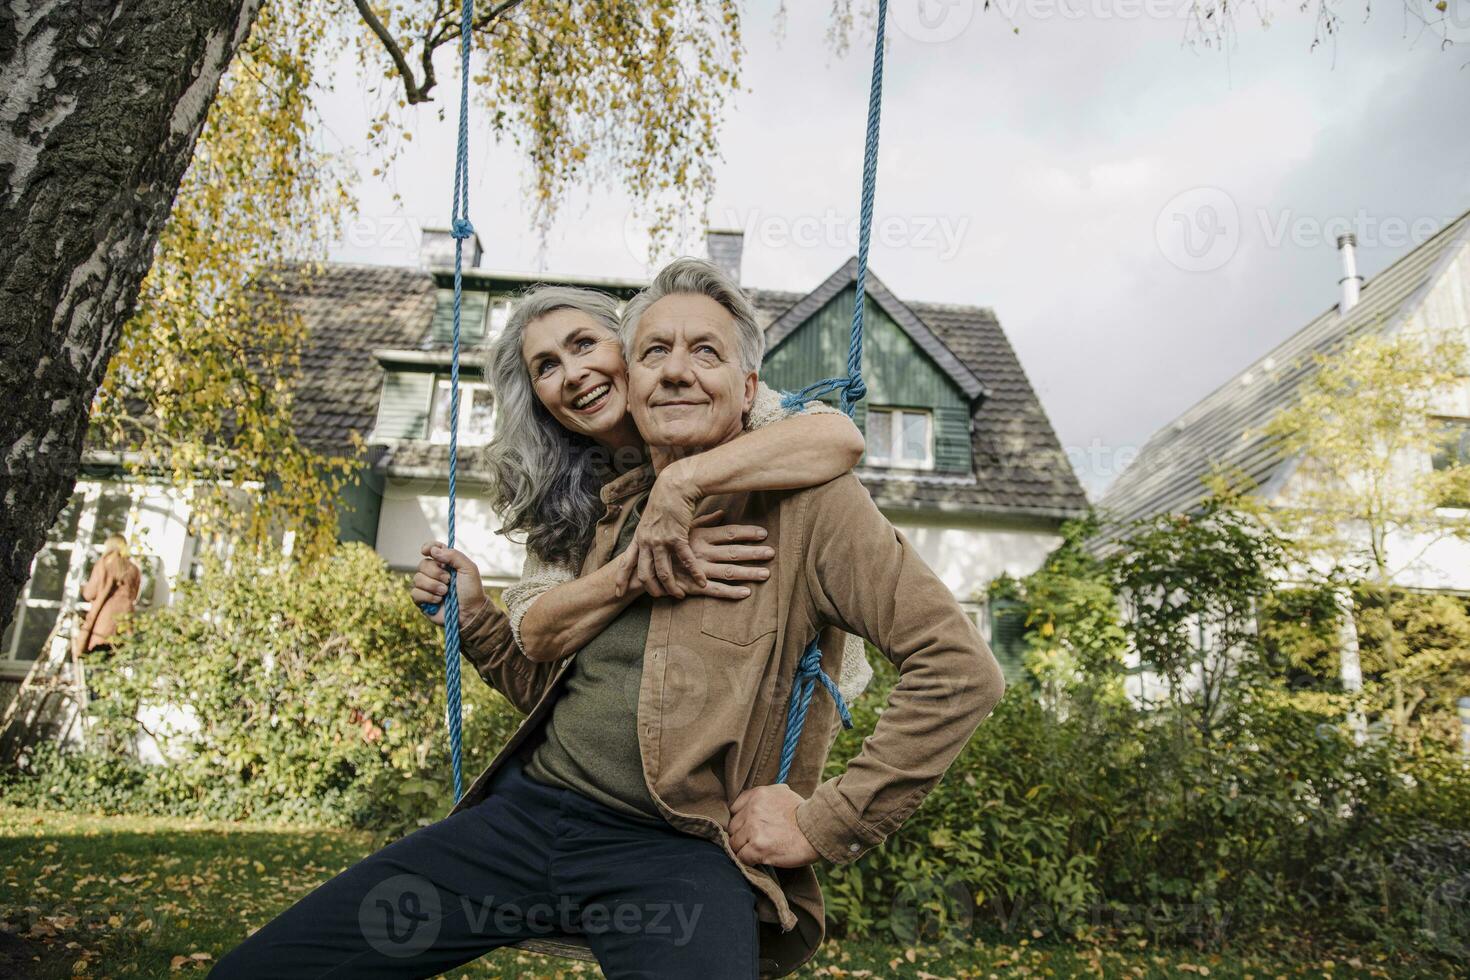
[426,0,888,801]
[417,0,476,801]
[772,0,887,784]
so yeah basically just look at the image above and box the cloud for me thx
[321,0,1470,502]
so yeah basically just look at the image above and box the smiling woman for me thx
[481,286,645,568]
[522,306,644,453]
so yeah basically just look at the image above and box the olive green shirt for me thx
[522,503,661,820]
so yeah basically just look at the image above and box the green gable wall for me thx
[430,288,489,344]
[762,291,972,474]
[372,369,434,441]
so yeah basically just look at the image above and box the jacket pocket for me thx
[698,567,779,646]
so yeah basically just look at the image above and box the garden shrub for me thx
[818,647,1470,957]
[2,543,523,839]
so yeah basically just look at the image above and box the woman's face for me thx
[520,308,640,449]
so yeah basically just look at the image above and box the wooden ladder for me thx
[0,618,87,763]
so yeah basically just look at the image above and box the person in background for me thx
[74,533,142,672]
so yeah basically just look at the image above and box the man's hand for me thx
[410,541,487,627]
[728,783,820,868]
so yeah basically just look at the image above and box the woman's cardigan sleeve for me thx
[500,549,577,654]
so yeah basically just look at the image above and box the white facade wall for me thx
[374,477,1064,604]
[375,479,529,586]
[885,513,1062,603]
[1271,241,1470,595]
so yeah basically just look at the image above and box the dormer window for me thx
[428,377,494,446]
[865,407,934,469]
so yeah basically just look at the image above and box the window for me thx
[428,378,495,446]
[2,492,84,666]
[865,408,934,469]
[487,296,513,337]
[2,486,151,672]
[1430,418,1470,508]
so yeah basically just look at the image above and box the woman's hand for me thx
[615,511,774,599]
[411,541,487,627]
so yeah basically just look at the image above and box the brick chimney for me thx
[706,229,745,284]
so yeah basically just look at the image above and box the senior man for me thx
[213,258,1003,980]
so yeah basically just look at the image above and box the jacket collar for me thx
[599,462,656,505]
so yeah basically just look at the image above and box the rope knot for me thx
[451,217,476,239]
[775,637,856,783]
[842,375,867,407]
[796,643,825,677]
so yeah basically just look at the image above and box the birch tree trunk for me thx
[0,0,261,631]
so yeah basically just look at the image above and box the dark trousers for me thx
[210,754,760,979]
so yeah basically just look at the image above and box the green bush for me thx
[817,650,1470,957]
[1353,588,1470,744]
[3,543,522,839]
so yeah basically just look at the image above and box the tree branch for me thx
[352,0,432,103]
[472,0,529,34]
[353,0,529,104]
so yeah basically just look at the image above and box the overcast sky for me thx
[319,0,1470,500]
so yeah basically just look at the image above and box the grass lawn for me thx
[0,806,1458,979]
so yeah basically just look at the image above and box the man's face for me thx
[627,293,757,454]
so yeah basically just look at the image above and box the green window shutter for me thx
[933,404,972,474]
[988,596,1029,684]
[372,370,434,440]
[430,288,489,345]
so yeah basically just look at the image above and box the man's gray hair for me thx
[482,285,630,565]
[619,257,765,374]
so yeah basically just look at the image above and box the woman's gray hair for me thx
[482,285,633,566]
[619,257,764,373]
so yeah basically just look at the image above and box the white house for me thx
[2,229,1088,736]
[1095,207,1470,693]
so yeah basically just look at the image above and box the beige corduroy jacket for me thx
[451,465,1005,977]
